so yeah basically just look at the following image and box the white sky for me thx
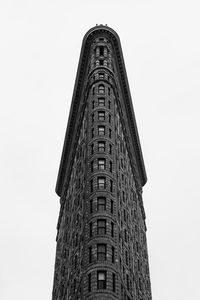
[0,0,200,299]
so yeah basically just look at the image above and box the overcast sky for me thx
[0,0,200,299]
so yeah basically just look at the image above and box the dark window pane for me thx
[97,219,106,235]
[97,197,106,211]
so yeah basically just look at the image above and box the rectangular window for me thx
[109,128,111,138]
[97,197,106,211]
[99,72,104,79]
[92,100,95,108]
[88,273,91,292]
[111,222,114,237]
[108,100,111,109]
[97,244,106,261]
[112,273,116,292]
[98,126,105,136]
[91,179,93,193]
[91,128,94,138]
[89,222,92,237]
[92,113,94,123]
[90,199,93,214]
[97,177,106,189]
[109,161,112,172]
[98,141,105,152]
[111,199,114,213]
[97,271,106,289]
[127,274,129,291]
[91,143,94,155]
[89,246,92,263]
[110,180,113,192]
[99,46,104,56]
[109,114,111,123]
[91,161,94,172]
[112,246,115,263]
[97,219,106,235]
[109,144,112,154]
[98,111,105,121]
[98,97,105,106]
[108,87,111,96]
[99,60,104,66]
[98,158,106,170]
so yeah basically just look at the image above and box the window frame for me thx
[97,196,106,211]
[97,243,107,261]
[98,111,105,121]
[98,97,105,107]
[98,125,105,136]
[97,177,106,189]
[97,219,106,235]
[97,271,107,289]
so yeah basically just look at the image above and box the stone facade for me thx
[52,25,152,300]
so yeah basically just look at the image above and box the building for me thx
[52,25,152,300]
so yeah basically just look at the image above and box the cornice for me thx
[56,25,147,196]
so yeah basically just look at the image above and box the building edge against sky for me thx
[52,25,152,299]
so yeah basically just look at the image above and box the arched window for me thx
[98,84,105,94]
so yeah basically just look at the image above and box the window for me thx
[126,251,128,265]
[127,275,129,291]
[109,144,112,154]
[98,158,106,170]
[98,84,105,94]
[89,246,92,263]
[88,273,91,292]
[139,278,142,290]
[112,247,115,263]
[90,179,93,192]
[108,87,111,96]
[108,100,111,109]
[112,273,116,292]
[98,97,105,106]
[111,222,114,237]
[109,161,112,172]
[99,60,104,66]
[92,86,95,95]
[98,111,105,121]
[90,199,93,213]
[92,100,95,109]
[99,72,104,79]
[91,161,94,172]
[97,197,106,211]
[92,113,94,123]
[109,128,112,138]
[98,177,106,189]
[91,128,94,138]
[110,180,113,192]
[111,199,114,213]
[91,143,94,155]
[98,141,105,152]
[97,219,106,235]
[124,209,126,222]
[97,244,106,260]
[89,222,92,237]
[98,126,105,136]
[99,46,104,56]
[109,114,111,123]
[97,271,106,289]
